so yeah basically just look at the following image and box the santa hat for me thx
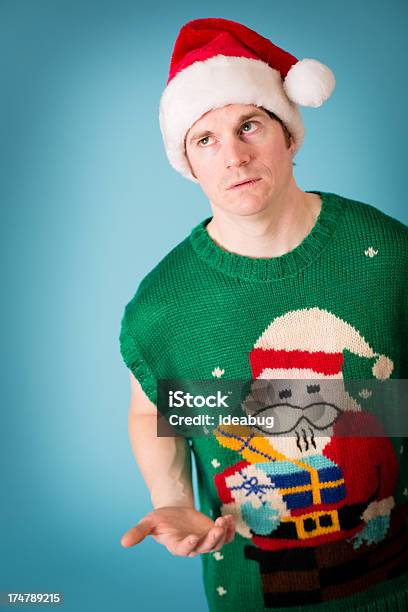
[159,18,336,182]
[249,308,394,381]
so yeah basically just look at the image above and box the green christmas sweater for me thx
[119,191,408,611]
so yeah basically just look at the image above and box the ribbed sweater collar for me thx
[189,191,345,281]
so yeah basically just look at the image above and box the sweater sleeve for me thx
[119,284,159,407]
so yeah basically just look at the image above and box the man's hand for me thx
[120,506,235,557]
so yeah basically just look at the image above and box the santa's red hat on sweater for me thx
[249,308,394,381]
[159,18,336,182]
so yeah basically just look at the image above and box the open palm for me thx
[121,506,235,557]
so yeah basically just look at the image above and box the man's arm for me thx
[120,372,236,556]
[127,372,195,509]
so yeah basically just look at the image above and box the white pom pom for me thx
[283,58,336,108]
[372,355,394,380]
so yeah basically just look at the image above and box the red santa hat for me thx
[249,308,394,381]
[159,18,336,182]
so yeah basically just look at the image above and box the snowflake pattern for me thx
[364,246,378,258]
[212,367,225,378]
[359,388,372,399]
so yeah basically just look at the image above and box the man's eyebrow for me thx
[187,111,268,145]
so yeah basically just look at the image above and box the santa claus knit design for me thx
[119,191,408,611]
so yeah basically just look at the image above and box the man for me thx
[119,17,408,611]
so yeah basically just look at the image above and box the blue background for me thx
[1,1,407,611]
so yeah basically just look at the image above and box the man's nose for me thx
[223,137,251,169]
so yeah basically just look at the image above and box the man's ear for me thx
[288,138,297,166]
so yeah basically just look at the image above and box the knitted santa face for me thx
[241,377,361,458]
[241,307,394,458]
[159,18,336,182]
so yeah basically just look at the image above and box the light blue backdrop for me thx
[1,1,407,611]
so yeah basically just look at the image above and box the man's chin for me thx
[217,197,271,217]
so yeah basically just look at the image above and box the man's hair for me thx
[261,108,296,167]
[261,109,292,148]
[259,106,296,166]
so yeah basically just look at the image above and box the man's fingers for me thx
[206,524,228,552]
[204,516,235,551]
[207,531,228,553]
[224,516,236,544]
[191,525,225,554]
[174,534,200,557]
[121,517,153,548]
[188,516,234,555]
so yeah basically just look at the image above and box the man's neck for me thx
[205,188,322,259]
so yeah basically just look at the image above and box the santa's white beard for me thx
[265,426,332,458]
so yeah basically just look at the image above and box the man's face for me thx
[185,104,295,216]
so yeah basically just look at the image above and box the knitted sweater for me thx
[119,191,408,612]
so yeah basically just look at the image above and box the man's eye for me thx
[241,121,255,133]
[198,136,212,146]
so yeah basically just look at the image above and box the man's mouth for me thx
[228,178,261,190]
